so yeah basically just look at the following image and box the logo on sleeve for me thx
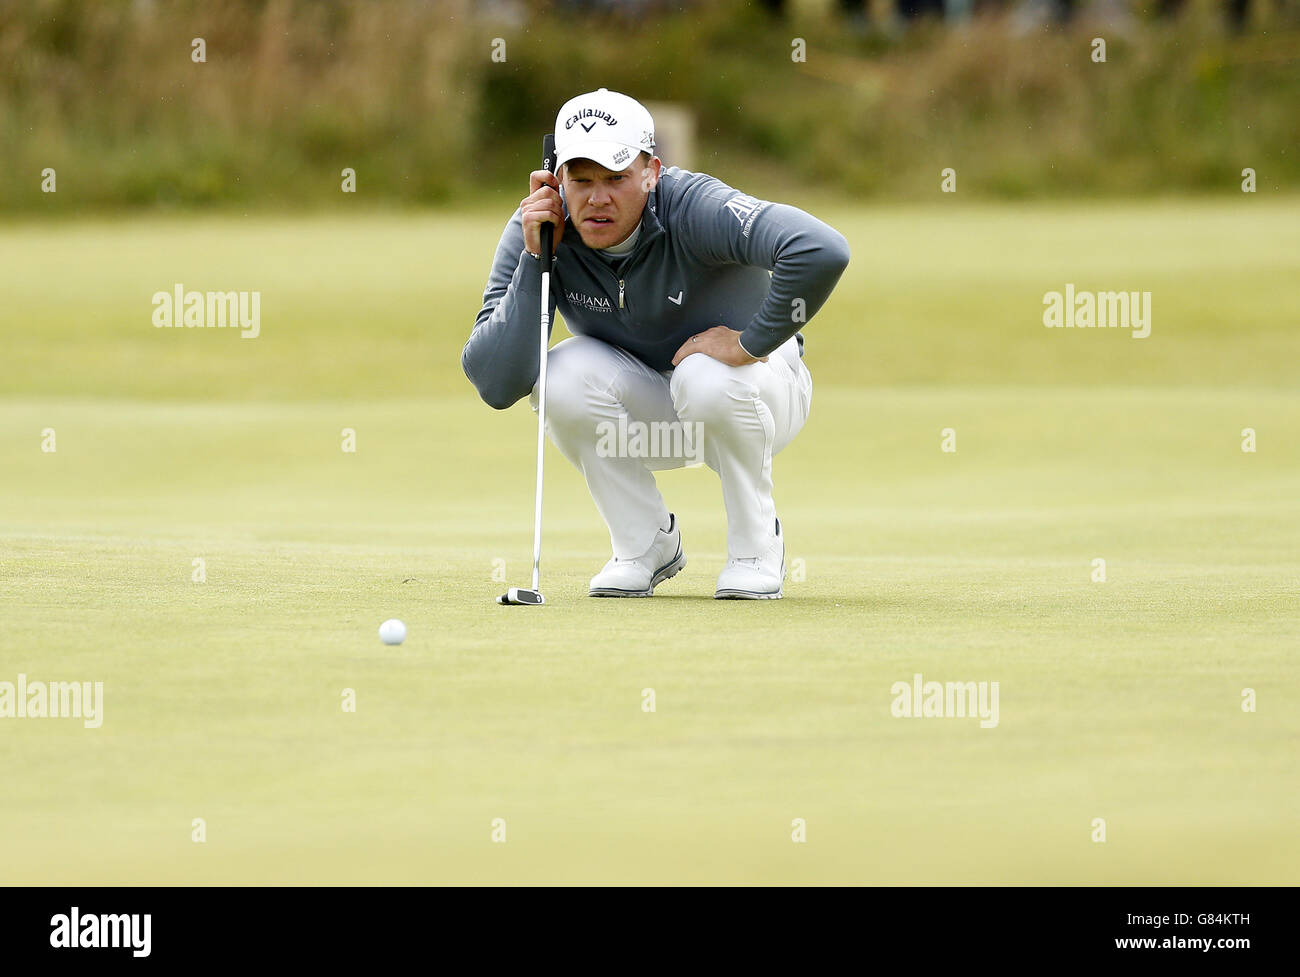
[724,193,768,238]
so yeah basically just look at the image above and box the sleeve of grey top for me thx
[462,207,559,410]
[675,174,851,359]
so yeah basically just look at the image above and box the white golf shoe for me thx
[714,518,785,600]
[588,514,687,597]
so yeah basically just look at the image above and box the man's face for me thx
[561,154,661,249]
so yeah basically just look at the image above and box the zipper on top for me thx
[597,251,630,315]
[600,259,628,314]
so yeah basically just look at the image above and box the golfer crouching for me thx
[463,88,850,599]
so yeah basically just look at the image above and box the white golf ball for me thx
[378,619,406,645]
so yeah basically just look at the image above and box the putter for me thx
[498,134,557,607]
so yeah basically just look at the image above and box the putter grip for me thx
[541,134,556,275]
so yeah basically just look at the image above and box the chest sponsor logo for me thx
[566,290,614,313]
[724,193,768,238]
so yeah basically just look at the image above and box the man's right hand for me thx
[521,170,565,256]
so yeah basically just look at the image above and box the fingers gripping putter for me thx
[498,135,557,607]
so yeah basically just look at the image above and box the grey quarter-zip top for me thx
[463,165,851,410]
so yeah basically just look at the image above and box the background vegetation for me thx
[3,0,1297,214]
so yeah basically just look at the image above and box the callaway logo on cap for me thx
[554,88,656,172]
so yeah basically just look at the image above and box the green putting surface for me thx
[1,201,1296,883]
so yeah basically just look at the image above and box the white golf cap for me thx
[554,88,656,172]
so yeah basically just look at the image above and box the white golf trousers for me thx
[529,334,812,560]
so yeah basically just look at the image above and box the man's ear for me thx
[640,157,661,194]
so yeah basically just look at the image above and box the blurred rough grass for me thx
[1,0,1297,213]
[1,0,480,211]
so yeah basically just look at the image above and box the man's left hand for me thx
[671,325,768,368]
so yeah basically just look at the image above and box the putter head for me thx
[497,587,545,606]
